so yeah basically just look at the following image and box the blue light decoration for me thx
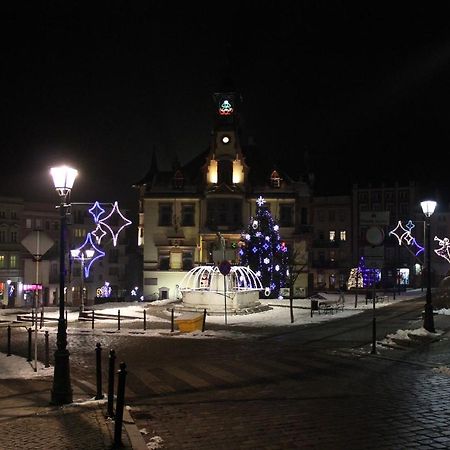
[347,257,381,289]
[239,196,288,298]
[97,281,112,298]
[88,201,132,247]
[389,220,424,256]
[71,232,105,278]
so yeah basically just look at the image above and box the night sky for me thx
[1,4,450,210]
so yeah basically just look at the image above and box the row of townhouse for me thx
[0,196,136,308]
[134,81,450,300]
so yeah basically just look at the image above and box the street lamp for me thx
[50,165,78,405]
[70,248,95,312]
[420,199,437,333]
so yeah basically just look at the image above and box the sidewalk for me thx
[0,353,146,449]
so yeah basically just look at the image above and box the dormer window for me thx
[270,170,282,188]
[172,170,184,189]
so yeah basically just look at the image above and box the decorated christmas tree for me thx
[239,196,289,298]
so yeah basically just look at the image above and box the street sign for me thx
[21,230,54,259]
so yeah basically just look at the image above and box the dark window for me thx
[207,199,242,228]
[182,251,193,270]
[159,255,170,270]
[279,204,293,227]
[158,204,173,226]
[181,204,195,227]
[301,207,308,225]
[218,160,233,184]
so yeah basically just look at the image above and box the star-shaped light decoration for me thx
[72,232,105,278]
[98,201,132,246]
[88,201,106,223]
[389,221,411,245]
[92,223,107,244]
[256,196,266,207]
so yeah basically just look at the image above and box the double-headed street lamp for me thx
[420,199,437,333]
[70,248,95,312]
[50,165,78,405]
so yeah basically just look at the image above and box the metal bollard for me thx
[143,310,146,331]
[44,330,50,368]
[92,310,95,329]
[27,327,32,362]
[107,349,116,418]
[7,325,11,356]
[202,309,207,332]
[65,310,68,329]
[117,310,121,331]
[171,308,174,332]
[40,310,44,329]
[114,362,127,447]
[371,317,377,354]
[31,309,35,327]
[95,343,104,400]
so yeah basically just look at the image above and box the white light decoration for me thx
[245,234,250,240]
[273,224,279,231]
[98,201,132,246]
[256,196,266,207]
[265,236,270,241]
[264,258,270,264]
[434,236,450,263]
[275,264,280,271]
[389,220,411,245]
[264,287,271,296]
[252,220,258,229]
[88,201,106,223]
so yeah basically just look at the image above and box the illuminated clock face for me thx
[221,135,230,144]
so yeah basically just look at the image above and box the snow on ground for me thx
[1,289,447,379]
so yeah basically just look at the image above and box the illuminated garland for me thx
[389,220,424,256]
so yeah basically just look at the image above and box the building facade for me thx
[135,83,313,301]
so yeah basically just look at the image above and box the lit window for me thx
[9,255,17,269]
[329,230,336,242]
[340,231,346,241]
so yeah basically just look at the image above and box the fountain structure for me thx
[177,265,265,314]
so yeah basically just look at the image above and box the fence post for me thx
[95,343,104,400]
[65,310,68,329]
[31,309,35,327]
[117,310,121,331]
[107,349,116,418]
[171,308,174,332]
[27,327,32,362]
[114,362,127,448]
[371,317,377,354]
[143,310,146,331]
[92,310,95,330]
[40,310,44,329]
[7,325,11,356]
[44,330,50,368]
[202,309,207,332]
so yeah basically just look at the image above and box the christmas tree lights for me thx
[239,196,288,298]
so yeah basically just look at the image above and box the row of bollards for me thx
[95,342,128,447]
[5,325,50,369]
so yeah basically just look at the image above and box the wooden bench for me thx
[317,299,345,315]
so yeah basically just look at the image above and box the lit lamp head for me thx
[50,165,78,198]
[85,249,95,259]
[420,200,437,218]
[70,249,80,259]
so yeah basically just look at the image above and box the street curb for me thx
[123,407,148,450]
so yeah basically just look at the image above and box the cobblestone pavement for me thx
[3,295,450,449]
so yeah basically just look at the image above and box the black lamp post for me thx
[420,199,437,333]
[50,165,78,405]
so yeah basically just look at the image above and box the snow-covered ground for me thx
[0,289,446,380]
